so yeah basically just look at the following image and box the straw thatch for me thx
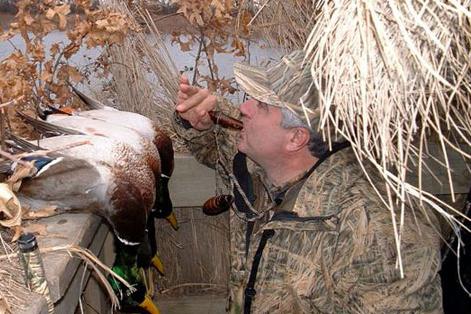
[241,0,471,272]
[303,0,471,235]
[238,0,321,52]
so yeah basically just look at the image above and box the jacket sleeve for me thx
[171,97,240,171]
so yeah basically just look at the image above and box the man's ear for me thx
[286,128,310,152]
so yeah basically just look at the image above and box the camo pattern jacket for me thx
[172,99,443,314]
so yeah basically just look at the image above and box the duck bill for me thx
[151,255,165,276]
[166,212,178,230]
[138,295,161,314]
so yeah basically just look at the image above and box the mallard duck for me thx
[3,134,160,313]
[70,86,176,223]
[36,87,177,232]
[20,112,173,272]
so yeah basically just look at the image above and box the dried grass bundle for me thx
[96,0,180,143]
[238,0,321,52]
[154,209,229,296]
[302,1,471,273]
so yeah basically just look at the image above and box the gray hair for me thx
[280,107,329,158]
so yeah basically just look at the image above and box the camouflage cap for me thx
[234,50,320,128]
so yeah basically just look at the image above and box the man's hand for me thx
[176,75,216,130]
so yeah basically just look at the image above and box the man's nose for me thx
[240,99,256,117]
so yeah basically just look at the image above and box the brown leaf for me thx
[189,12,204,26]
[9,80,28,99]
[40,17,57,34]
[70,20,91,40]
[95,18,109,30]
[0,29,16,42]
[67,66,82,83]
[46,8,56,20]
[58,15,67,30]
[63,42,80,59]
[239,9,253,35]
[205,42,215,59]
[50,43,60,56]
[40,69,53,84]
[179,41,191,52]
[29,41,45,62]
[23,13,35,26]
[55,4,71,16]
[52,83,72,105]
[220,78,237,94]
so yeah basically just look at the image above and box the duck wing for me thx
[74,109,156,139]
[16,111,84,136]
[18,155,106,211]
[31,135,156,211]
[20,114,160,176]
[5,131,42,153]
[2,135,107,213]
[17,153,148,244]
[43,88,173,177]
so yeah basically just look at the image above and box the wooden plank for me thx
[37,213,102,303]
[53,221,110,314]
[169,153,216,207]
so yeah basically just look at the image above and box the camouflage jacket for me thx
[172,99,443,314]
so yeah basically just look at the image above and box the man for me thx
[173,50,443,313]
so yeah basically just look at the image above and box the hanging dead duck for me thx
[37,86,177,231]
[19,112,173,274]
[3,133,160,313]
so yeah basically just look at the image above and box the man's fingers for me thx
[176,89,211,112]
[177,90,188,102]
[197,94,217,113]
[177,84,200,108]
[179,75,189,85]
[179,76,200,97]
[179,83,199,97]
[174,76,216,131]
[190,112,213,131]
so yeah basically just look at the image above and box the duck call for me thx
[208,111,243,130]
